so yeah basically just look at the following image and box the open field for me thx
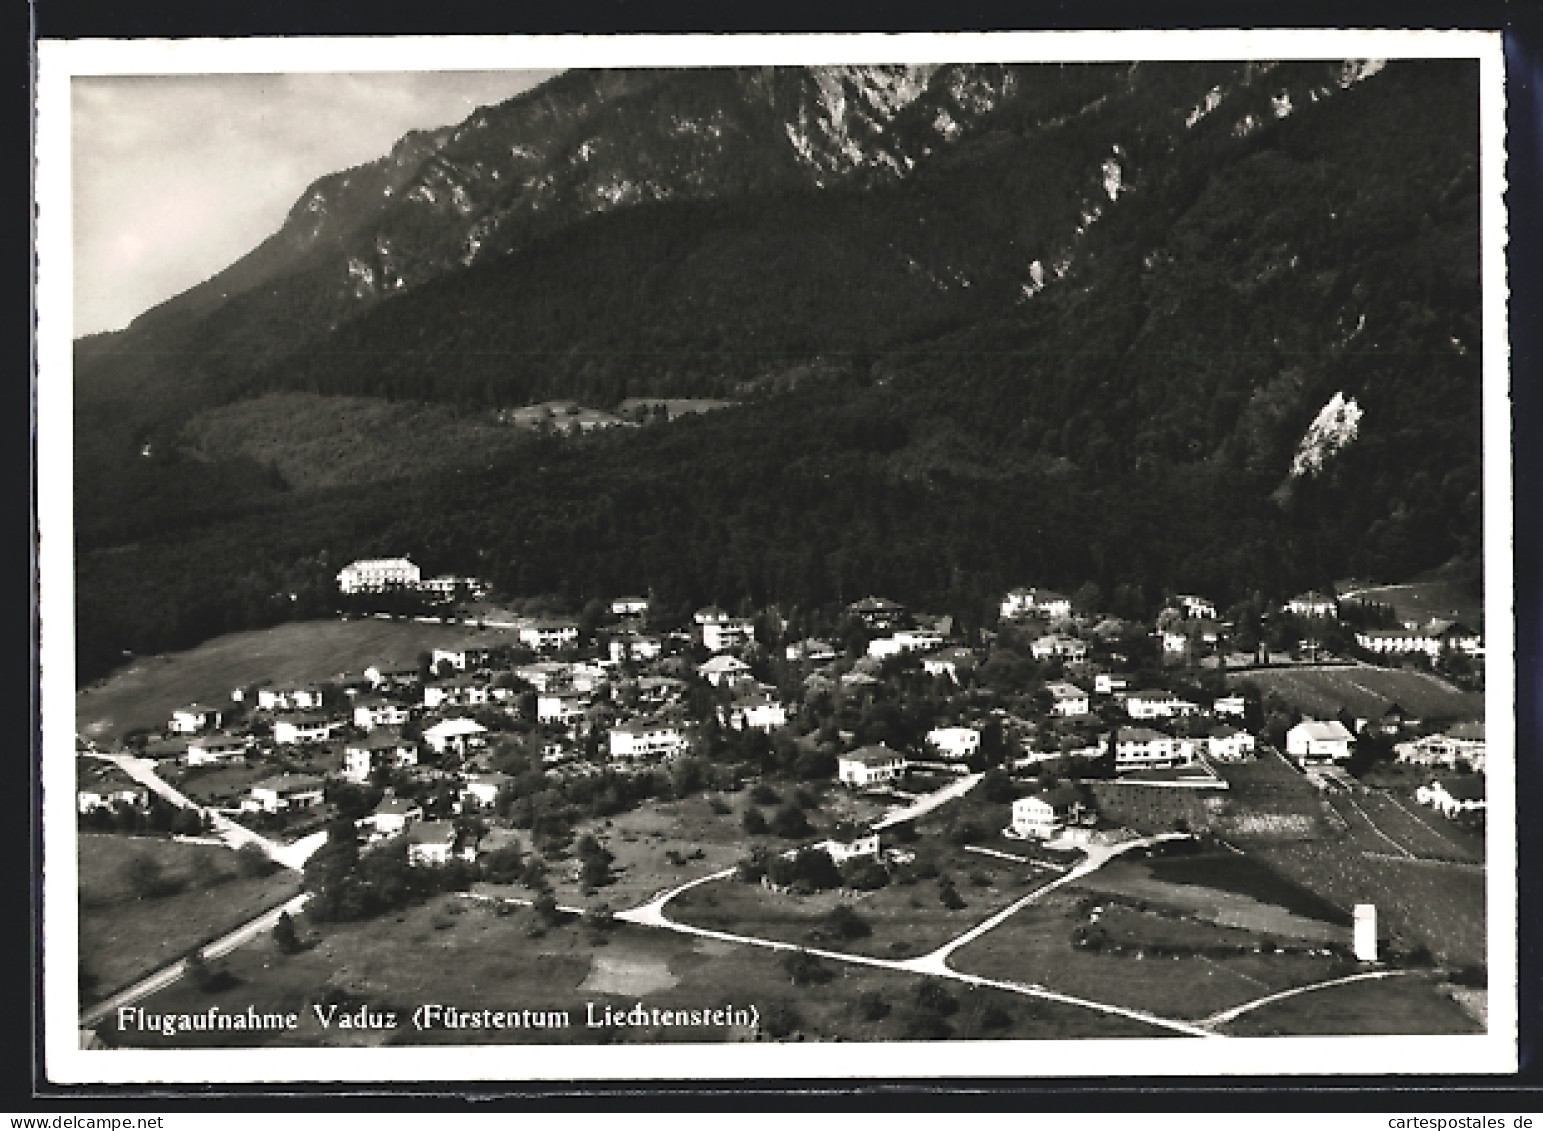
[1221,973,1483,1035]
[1228,666,1480,722]
[949,888,1356,1021]
[1212,752,1338,840]
[182,392,529,492]
[669,842,1057,960]
[1329,791,1484,864]
[99,892,1164,1046]
[76,618,523,741]
[78,834,301,1005]
[1337,580,1484,633]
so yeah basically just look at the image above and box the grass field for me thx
[76,618,523,741]
[1330,791,1484,864]
[78,834,301,1004]
[949,888,1355,1021]
[1221,973,1483,1035]
[1337,580,1484,633]
[1228,666,1481,722]
[182,392,530,492]
[669,841,1055,960]
[99,892,1165,1047]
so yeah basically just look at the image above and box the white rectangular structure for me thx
[1354,904,1378,962]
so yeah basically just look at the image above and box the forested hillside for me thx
[71,58,1483,681]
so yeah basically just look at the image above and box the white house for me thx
[817,829,881,864]
[694,605,732,626]
[418,574,489,602]
[1396,723,1486,773]
[721,695,788,733]
[609,633,663,663]
[923,647,977,682]
[926,725,981,762]
[1001,588,1073,621]
[1285,591,1338,618]
[404,821,463,867]
[1030,634,1088,661]
[537,691,591,726]
[1094,673,1129,696]
[184,734,249,766]
[837,745,908,788]
[1206,725,1257,762]
[244,774,326,814]
[702,618,754,653]
[459,771,512,810]
[1415,775,1486,819]
[343,729,418,782]
[423,717,489,756]
[364,660,421,689]
[356,795,423,839]
[1125,690,1198,720]
[1214,695,1247,719]
[1010,786,1084,839]
[337,557,421,594]
[352,697,412,730]
[77,763,150,813]
[848,596,907,631]
[423,677,490,711]
[519,621,580,652]
[1046,681,1090,717]
[698,654,753,688]
[608,718,688,760]
[431,642,494,671]
[1177,594,1218,619]
[1286,720,1354,763]
[611,595,650,617]
[272,713,338,746]
[786,639,839,663]
[257,685,324,712]
[169,703,223,735]
[1115,727,1182,772]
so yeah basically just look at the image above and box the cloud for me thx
[71,70,557,336]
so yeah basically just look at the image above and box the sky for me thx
[71,70,558,337]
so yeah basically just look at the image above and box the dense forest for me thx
[71,59,1484,682]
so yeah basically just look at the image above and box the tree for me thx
[742,807,768,835]
[825,903,871,939]
[271,911,301,954]
[770,803,811,838]
[780,949,830,986]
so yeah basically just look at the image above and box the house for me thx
[1206,725,1257,762]
[698,654,753,688]
[422,675,490,710]
[272,712,339,746]
[1396,723,1486,773]
[786,638,839,663]
[423,718,489,756]
[1000,588,1073,621]
[848,596,907,632]
[418,574,490,602]
[1177,594,1218,619]
[352,696,413,730]
[720,694,788,733]
[459,771,512,810]
[837,745,908,788]
[1416,775,1486,819]
[611,595,650,617]
[244,774,326,814]
[404,820,463,867]
[168,703,223,735]
[817,826,881,864]
[633,675,687,706]
[337,557,421,594]
[356,795,423,838]
[926,726,981,762]
[1213,695,1247,719]
[702,617,754,653]
[513,661,570,694]
[868,629,944,659]
[1124,690,1198,720]
[608,718,688,760]
[1286,720,1354,763]
[257,685,324,712]
[77,762,150,813]
[364,660,421,690]
[1094,673,1129,696]
[1285,591,1338,618]
[1046,681,1090,717]
[1010,786,1084,839]
[1115,727,1182,772]
[694,605,732,626]
[431,642,494,672]
[923,647,978,682]
[1030,634,1088,661]
[537,691,591,725]
[343,729,418,783]
[518,621,580,652]
[1356,621,1484,660]
[184,733,249,766]
[608,633,663,663]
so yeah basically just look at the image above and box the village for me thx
[75,557,1490,1045]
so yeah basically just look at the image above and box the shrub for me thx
[749,783,781,806]
[857,991,890,1021]
[770,804,811,839]
[742,808,768,835]
[825,904,871,939]
[780,949,831,987]
[939,882,966,910]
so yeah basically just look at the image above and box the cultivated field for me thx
[99,893,1163,1047]
[77,834,301,1004]
[1229,665,1480,722]
[1221,973,1482,1036]
[76,618,523,741]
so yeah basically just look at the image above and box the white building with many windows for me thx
[337,557,421,594]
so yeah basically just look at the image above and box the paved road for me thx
[80,892,311,1029]
[1200,968,1421,1029]
[873,773,983,829]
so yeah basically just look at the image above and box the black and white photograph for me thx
[34,30,1516,1084]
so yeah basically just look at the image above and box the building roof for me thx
[465,771,512,788]
[1024,784,1083,809]
[1291,720,1354,742]
[1117,727,1169,743]
[698,655,750,674]
[251,774,325,794]
[1445,721,1486,742]
[611,717,680,736]
[843,745,905,766]
[403,820,457,845]
[1046,681,1086,698]
[694,605,731,622]
[1434,775,1486,801]
[423,718,488,739]
[371,795,423,817]
[353,727,408,750]
[342,557,417,571]
[272,711,333,726]
[175,702,220,715]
